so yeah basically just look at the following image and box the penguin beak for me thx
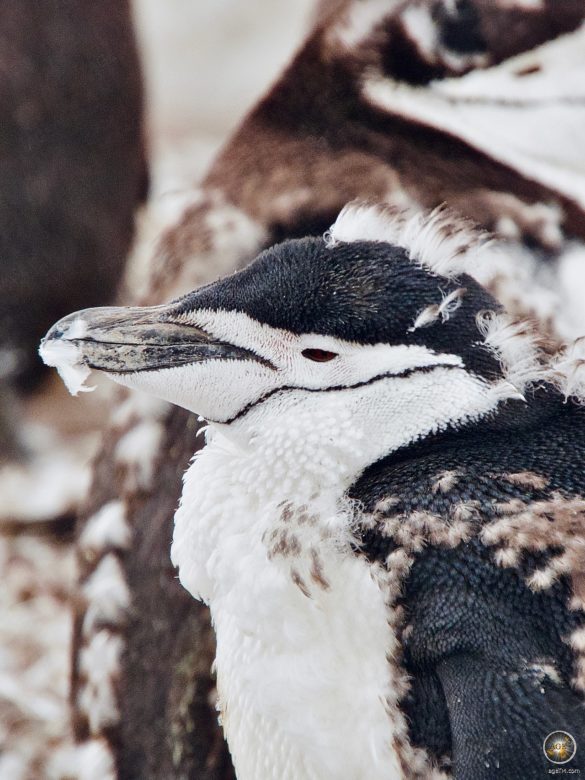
[40,303,270,376]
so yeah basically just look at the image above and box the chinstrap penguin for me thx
[41,203,585,779]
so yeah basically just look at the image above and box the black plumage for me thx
[354,388,585,777]
[174,236,504,381]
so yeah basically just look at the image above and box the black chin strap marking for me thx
[220,362,463,425]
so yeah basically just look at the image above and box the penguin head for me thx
[40,204,541,459]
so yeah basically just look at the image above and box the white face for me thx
[107,306,515,490]
[41,297,518,483]
[109,308,468,424]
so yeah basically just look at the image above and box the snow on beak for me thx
[39,303,271,396]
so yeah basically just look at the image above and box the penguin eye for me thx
[301,348,338,362]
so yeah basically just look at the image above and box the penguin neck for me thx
[210,365,512,502]
[353,383,567,483]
